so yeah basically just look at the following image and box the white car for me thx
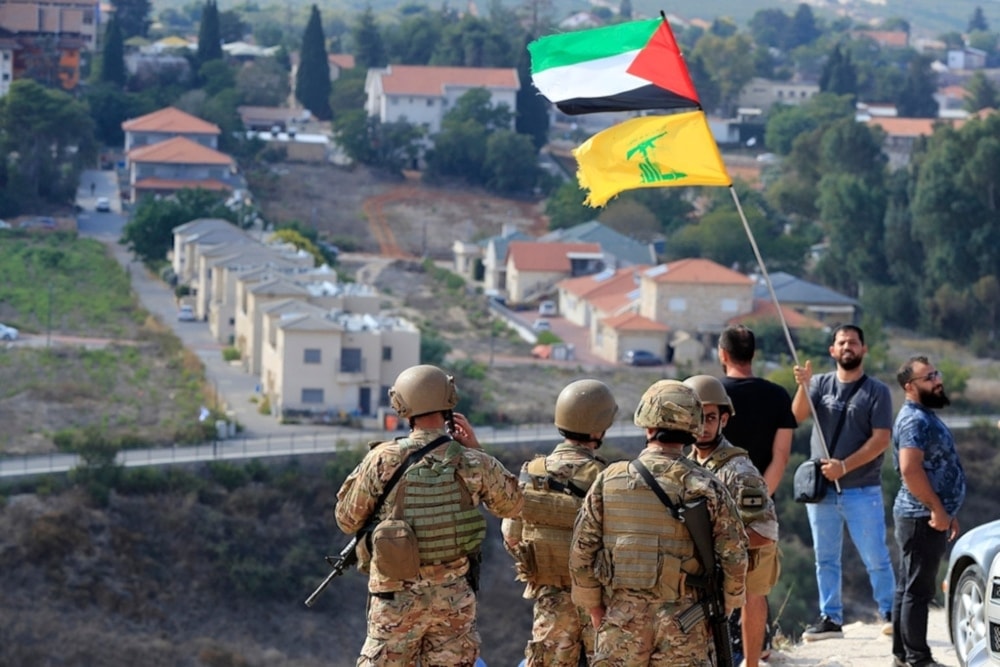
[0,323,19,341]
[531,319,551,332]
[177,305,196,322]
[95,197,111,212]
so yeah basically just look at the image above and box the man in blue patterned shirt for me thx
[891,356,966,667]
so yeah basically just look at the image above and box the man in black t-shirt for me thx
[718,325,797,497]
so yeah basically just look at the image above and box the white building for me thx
[364,64,519,135]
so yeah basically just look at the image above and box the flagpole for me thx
[728,186,838,487]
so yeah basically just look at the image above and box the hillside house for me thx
[364,65,518,136]
[126,136,239,202]
[751,271,859,325]
[540,220,657,268]
[260,309,419,420]
[737,77,820,114]
[638,258,755,338]
[122,107,221,152]
[504,240,603,304]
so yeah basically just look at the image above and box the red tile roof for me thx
[602,311,670,332]
[853,30,909,48]
[558,266,648,298]
[507,241,602,272]
[380,65,519,96]
[644,258,753,285]
[134,178,232,192]
[128,136,234,165]
[122,106,221,135]
[328,53,355,69]
[866,117,963,137]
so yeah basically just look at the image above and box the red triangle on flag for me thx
[626,19,701,108]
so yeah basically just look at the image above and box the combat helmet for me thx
[554,379,619,435]
[389,365,459,419]
[633,379,704,436]
[682,375,735,415]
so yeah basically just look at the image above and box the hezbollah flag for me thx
[528,17,700,115]
[573,110,731,207]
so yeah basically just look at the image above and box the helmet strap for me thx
[649,429,696,446]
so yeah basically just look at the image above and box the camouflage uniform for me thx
[502,442,607,666]
[570,448,748,667]
[336,427,523,667]
[688,438,779,596]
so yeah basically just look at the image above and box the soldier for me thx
[570,380,748,666]
[684,375,779,667]
[502,379,619,667]
[335,364,523,667]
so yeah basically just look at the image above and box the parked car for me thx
[0,219,10,229]
[622,349,664,366]
[0,323,19,341]
[177,305,197,322]
[946,519,1000,666]
[531,319,551,332]
[538,300,557,317]
[95,197,111,212]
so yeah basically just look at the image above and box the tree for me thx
[0,80,96,209]
[329,68,367,117]
[113,0,151,39]
[84,83,132,145]
[196,0,223,67]
[787,3,821,50]
[545,181,592,230]
[98,15,126,87]
[748,8,791,50]
[515,34,549,151]
[218,9,247,43]
[384,6,447,64]
[483,130,538,195]
[425,119,488,183]
[431,15,515,68]
[619,0,632,20]
[969,6,990,33]
[352,4,387,69]
[964,71,999,113]
[897,54,938,118]
[121,189,236,263]
[236,58,290,107]
[295,5,332,121]
[690,32,755,114]
[818,44,857,100]
[444,87,513,131]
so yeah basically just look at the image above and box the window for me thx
[720,298,739,313]
[301,388,324,404]
[304,348,321,364]
[340,348,362,373]
[380,385,391,407]
[382,346,392,361]
[426,99,434,107]
[668,298,687,312]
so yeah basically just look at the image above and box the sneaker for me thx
[802,615,843,642]
[881,612,893,636]
[892,657,906,667]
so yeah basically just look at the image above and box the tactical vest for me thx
[518,455,604,588]
[702,445,769,525]
[600,459,701,600]
[393,440,487,564]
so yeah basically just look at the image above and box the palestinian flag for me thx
[528,17,700,116]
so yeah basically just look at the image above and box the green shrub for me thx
[208,462,249,491]
[221,347,241,362]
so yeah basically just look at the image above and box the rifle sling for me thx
[364,434,451,529]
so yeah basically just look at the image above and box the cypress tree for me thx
[515,35,549,151]
[296,4,332,121]
[197,0,223,67]
[352,5,387,69]
[99,15,126,87]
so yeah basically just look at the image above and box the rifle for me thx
[304,435,450,608]
[683,498,734,667]
[304,534,362,607]
[630,460,733,667]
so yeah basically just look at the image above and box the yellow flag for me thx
[573,110,732,207]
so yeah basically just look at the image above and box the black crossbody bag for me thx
[793,375,867,503]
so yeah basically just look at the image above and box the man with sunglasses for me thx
[890,357,966,667]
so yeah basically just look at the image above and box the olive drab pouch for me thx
[655,553,685,602]
[370,518,421,580]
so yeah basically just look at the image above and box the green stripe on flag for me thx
[529,18,660,72]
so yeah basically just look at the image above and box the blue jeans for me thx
[806,485,896,625]
[892,516,949,665]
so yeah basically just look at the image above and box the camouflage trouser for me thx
[590,590,711,667]
[357,577,480,667]
[525,587,595,667]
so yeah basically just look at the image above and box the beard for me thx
[837,352,863,371]
[919,386,950,409]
